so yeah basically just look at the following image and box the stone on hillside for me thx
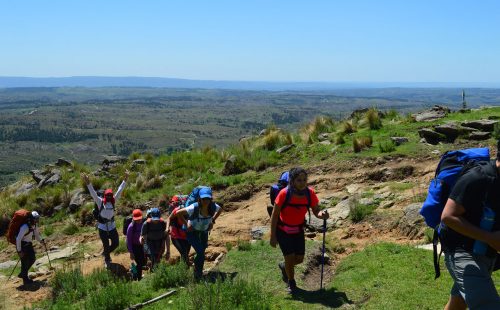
[318,133,330,141]
[461,119,498,132]
[346,184,363,194]
[30,170,45,183]
[55,158,72,167]
[359,198,374,206]
[380,200,395,209]
[69,189,87,212]
[390,137,409,146]
[132,159,146,167]
[34,244,79,268]
[434,123,463,141]
[418,128,446,145]
[319,140,331,145]
[327,197,355,226]
[397,203,425,239]
[0,260,18,270]
[251,226,269,240]
[468,131,491,140]
[15,183,35,197]
[373,191,392,200]
[306,214,335,232]
[412,105,450,122]
[102,155,127,171]
[41,172,61,187]
[276,144,295,154]
[222,155,245,176]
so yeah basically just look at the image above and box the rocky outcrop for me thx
[461,119,498,132]
[55,158,73,167]
[412,105,450,122]
[31,169,62,188]
[390,137,409,146]
[276,144,295,154]
[102,155,127,171]
[222,155,246,176]
[468,131,491,140]
[397,203,425,239]
[418,128,446,145]
[68,189,87,212]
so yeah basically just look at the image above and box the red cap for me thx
[132,209,143,220]
[104,189,113,196]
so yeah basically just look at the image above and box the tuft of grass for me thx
[378,140,396,153]
[350,203,377,223]
[62,221,79,235]
[365,108,383,130]
[340,120,356,134]
[237,239,252,251]
[353,136,372,153]
[225,242,233,252]
[150,262,192,290]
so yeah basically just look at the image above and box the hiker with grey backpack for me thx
[270,167,329,294]
[81,170,129,269]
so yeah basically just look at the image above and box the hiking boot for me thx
[278,262,288,283]
[287,280,298,294]
[104,260,112,269]
[23,277,34,286]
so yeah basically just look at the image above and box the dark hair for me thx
[497,139,500,160]
[289,167,308,185]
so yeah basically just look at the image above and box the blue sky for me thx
[1,0,499,83]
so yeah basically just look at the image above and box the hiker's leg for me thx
[19,242,35,281]
[98,229,111,262]
[445,250,500,309]
[187,231,208,278]
[108,228,119,254]
[294,255,304,265]
[132,244,145,280]
[444,295,466,310]
[172,238,190,265]
[284,254,296,281]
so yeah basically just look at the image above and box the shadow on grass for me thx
[203,271,238,283]
[16,280,47,292]
[291,287,352,308]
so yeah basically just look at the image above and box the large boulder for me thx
[221,155,246,176]
[55,158,73,167]
[68,189,87,212]
[397,203,425,239]
[30,170,45,183]
[15,182,35,197]
[461,119,498,132]
[434,123,465,141]
[412,105,450,122]
[468,131,491,140]
[418,128,446,145]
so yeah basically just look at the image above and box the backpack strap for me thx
[279,187,313,227]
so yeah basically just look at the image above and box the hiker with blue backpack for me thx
[270,167,329,294]
[420,144,500,309]
[82,170,129,269]
[170,186,221,279]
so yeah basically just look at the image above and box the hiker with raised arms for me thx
[81,170,129,268]
[440,141,500,309]
[15,211,44,286]
[270,167,329,294]
[171,186,221,279]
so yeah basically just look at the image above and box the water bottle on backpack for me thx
[473,207,495,255]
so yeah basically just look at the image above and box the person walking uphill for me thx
[171,187,222,279]
[127,209,145,280]
[16,211,44,286]
[82,170,129,269]
[440,142,500,310]
[270,167,329,294]
[140,207,167,270]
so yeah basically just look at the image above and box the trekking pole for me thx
[320,211,328,291]
[7,259,20,282]
[43,241,53,270]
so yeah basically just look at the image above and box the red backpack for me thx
[6,209,31,244]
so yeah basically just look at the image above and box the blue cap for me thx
[199,187,212,199]
[150,208,161,220]
[279,171,289,183]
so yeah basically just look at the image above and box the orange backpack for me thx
[6,209,31,244]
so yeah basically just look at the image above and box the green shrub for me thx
[51,267,87,302]
[493,123,500,139]
[84,281,133,310]
[378,141,396,153]
[237,239,252,251]
[62,221,79,235]
[350,203,376,223]
[262,131,281,150]
[150,262,191,290]
[114,238,128,254]
[365,108,382,130]
[225,242,233,251]
[335,133,346,145]
[340,120,356,134]
[43,225,54,237]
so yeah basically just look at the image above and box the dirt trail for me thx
[1,156,436,309]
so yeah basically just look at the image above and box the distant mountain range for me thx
[1,76,499,90]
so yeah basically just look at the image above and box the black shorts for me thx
[276,228,305,256]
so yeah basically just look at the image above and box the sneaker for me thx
[278,262,288,283]
[287,279,298,294]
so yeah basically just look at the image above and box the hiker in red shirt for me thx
[270,167,329,294]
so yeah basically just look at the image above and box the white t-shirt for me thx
[87,181,126,231]
[16,223,41,252]
[185,202,221,232]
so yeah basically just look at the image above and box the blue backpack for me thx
[184,186,211,208]
[268,171,289,217]
[420,147,490,278]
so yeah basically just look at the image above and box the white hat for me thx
[31,211,40,219]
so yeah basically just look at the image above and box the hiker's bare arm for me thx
[173,209,189,226]
[213,207,222,223]
[441,198,500,250]
[124,170,129,181]
[312,206,329,219]
[270,204,281,247]
[114,172,129,200]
